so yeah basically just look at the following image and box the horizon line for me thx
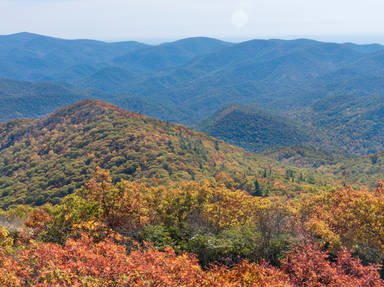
[2,31,384,46]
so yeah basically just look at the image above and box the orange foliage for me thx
[1,234,382,286]
[300,184,384,256]
[24,209,52,239]
[282,243,383,287]
[208,261,293,287]
[0,234,292,286]
[4,235,205,286]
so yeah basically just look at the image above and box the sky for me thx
[1,0,384,44]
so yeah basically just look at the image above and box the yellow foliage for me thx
[0,227,13,254]
[299,184,384,258]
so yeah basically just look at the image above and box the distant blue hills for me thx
[2,32,384,154]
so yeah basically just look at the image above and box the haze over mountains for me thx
[2,32,384,155]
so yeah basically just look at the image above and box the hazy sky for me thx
[1,0,384,43]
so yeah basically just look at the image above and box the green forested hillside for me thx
[264,145,352,168]
[198,104,308,152]
[292,94,384,154]
[323,151,384,187]
[200,92,384,156]
[264,145,384,188]
[0,100,325,208]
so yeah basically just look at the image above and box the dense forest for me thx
[0,100,327,207]
[198,104,309,152]
[1,158,383,285]
[0,101,383,286]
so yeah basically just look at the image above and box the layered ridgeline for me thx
[198,104,309,153]
[0,100,325,208]
[0,78,187,124]
[4,33,384,154]
[0,79,85,122]
[0,32,149,82]
[0,32,231,82]
[116,38,384,124]
[2,33,384,124]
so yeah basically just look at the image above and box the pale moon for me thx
[231,9,249,28]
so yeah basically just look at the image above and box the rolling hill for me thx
[198,104,309,152]
[0,100,318,208]
[292,94,384,154]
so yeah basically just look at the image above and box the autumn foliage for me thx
[282,244,383,286]
[1,233,382,286]
[1,170,384,286]
[300,183,384,264]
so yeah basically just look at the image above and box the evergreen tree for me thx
[253,179,263,197]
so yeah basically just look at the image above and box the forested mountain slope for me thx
[0,100,324,207]
[264,145,352,168]
[323,150,384,187]
[198,104,309,152]
[264,144,384,188]
[291,94,384,154]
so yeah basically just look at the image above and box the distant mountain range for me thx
[2,32,384,154]
[0,32,149,81]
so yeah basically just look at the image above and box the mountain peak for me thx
[39,100,145,128]
[1,32,46,41]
